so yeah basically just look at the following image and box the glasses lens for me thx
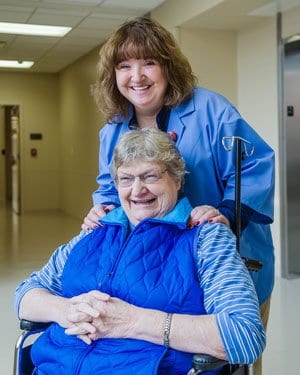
[117,176,135,187]
[117,169,167,187]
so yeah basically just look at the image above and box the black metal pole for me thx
[235,138,242,254]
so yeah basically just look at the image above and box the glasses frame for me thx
[116,169,168,188]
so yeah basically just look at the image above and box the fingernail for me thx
[104,207,110,213]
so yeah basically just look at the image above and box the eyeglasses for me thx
[116,169,167,187]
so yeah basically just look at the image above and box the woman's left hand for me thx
[188,205,230,228]
[65,291,137,344]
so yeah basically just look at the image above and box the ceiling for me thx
[181,0,300,31]
[0,0,166,73]
[1,0,300,74]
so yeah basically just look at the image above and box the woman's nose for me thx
[131,178,147,194]
[131,66,145,82]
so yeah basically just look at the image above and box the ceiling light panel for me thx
[0,59,34,68]
[41,0,105,5]
[285,34,300,43]
[0,22,72,37]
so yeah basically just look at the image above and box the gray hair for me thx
[111,128,186,187]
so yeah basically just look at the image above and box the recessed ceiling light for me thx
[285,34,300,44]
[0,22,71,37]
[0,60,34,69]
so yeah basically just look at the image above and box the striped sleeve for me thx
[14,230,89,316]
[196,223,266,364]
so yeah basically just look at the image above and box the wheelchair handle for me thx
[187,353,228,374]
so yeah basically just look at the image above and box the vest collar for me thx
[100,197,192,229]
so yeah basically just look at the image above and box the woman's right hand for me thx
[81,204,116,231]
[188,205,230,228]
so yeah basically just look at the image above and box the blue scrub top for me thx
[93,86,275,305]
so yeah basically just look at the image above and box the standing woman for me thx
[83,17,274,374]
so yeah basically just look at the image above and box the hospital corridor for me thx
[1,0,300,374]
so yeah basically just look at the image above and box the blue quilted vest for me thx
[31,199,218,374]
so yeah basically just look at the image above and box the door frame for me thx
[0,103,22,213]
[277,13,300,279]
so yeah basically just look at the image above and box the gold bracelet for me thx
[163,313,173,347]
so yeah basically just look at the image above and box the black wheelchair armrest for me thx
[14,320,52,375]
[187,354,228,374]
[242,257,262,272]
[20,319,51,332]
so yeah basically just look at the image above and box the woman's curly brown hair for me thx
[94,17,197,122]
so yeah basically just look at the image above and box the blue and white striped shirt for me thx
[14,221,265,365]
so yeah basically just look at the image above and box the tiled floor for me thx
[1,202,300,374]
[0,202,82,374]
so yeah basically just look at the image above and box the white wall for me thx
[237,17,280,274]
[282,5,300,39]
[151,0,223,30]
[236,6,300,277]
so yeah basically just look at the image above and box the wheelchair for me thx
[14,137,259,374]
[14,319,251,375]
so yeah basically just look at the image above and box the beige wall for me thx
[0,72,60,212]
[0,47,104,218]
[59,47,104,219]
[179,27,237,104]
[0,47,104,219]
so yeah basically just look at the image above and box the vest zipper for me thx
[108,225,137,278]
[73,342,95,374]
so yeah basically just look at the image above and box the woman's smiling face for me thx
[115,58,168,116]
[116,160,180,226]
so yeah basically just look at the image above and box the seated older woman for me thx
[14,128,265,374]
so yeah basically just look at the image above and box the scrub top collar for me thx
[128,106,171,132]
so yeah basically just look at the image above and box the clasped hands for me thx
[63,290,136,345]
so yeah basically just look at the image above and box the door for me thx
[2,105,21,213]
[284,39,300,276]
[10,110,21,214]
